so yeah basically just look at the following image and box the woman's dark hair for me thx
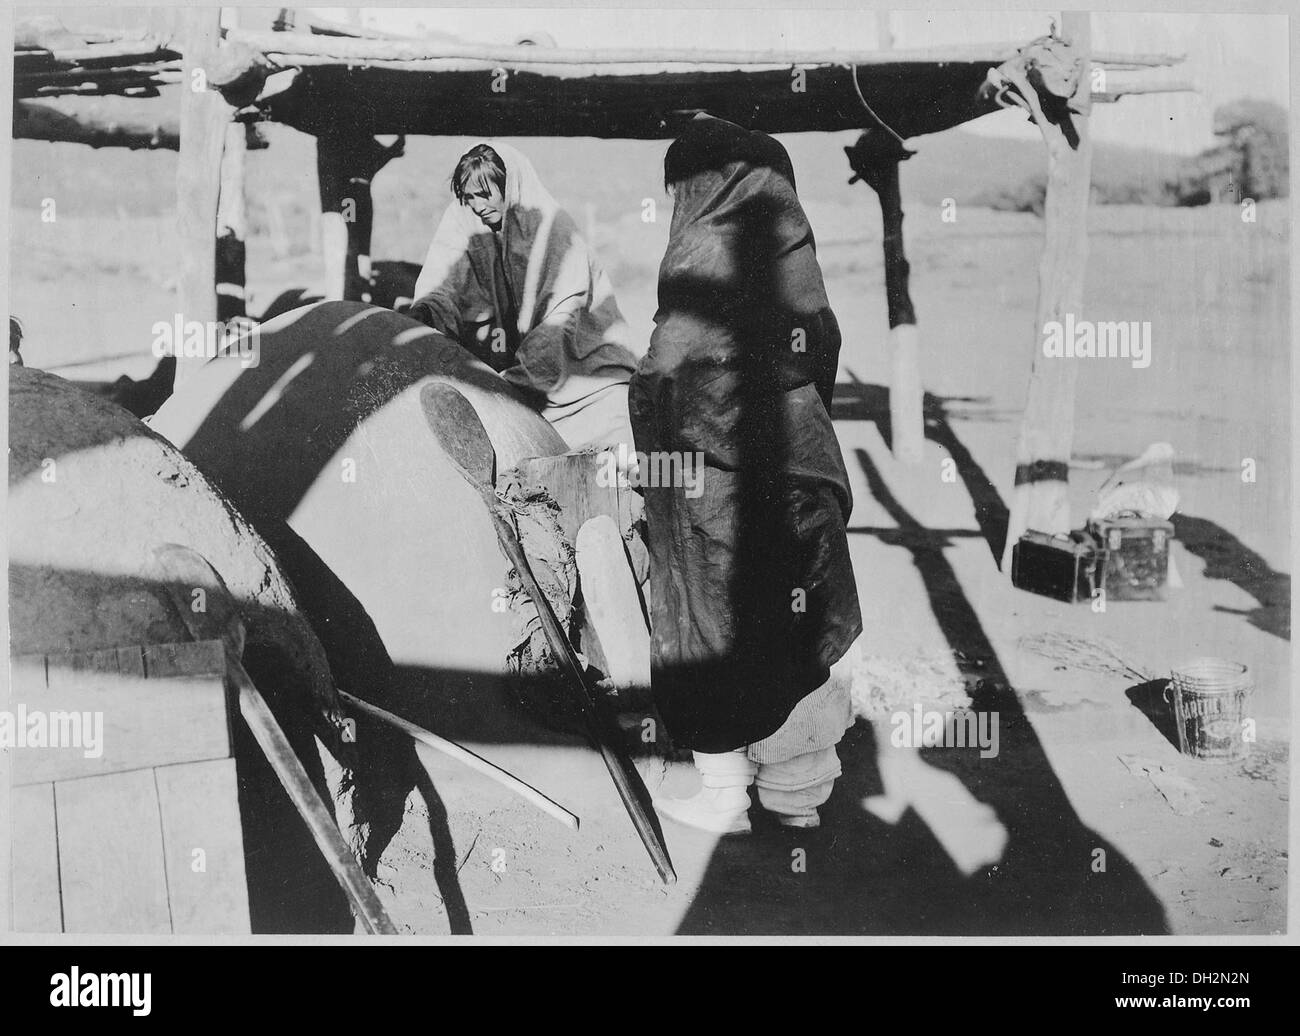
[452,144,507,204]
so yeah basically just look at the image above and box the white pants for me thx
[693,636,860,819]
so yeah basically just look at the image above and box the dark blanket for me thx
[628,116,863,753]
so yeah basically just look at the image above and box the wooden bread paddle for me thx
[419,381,675,885]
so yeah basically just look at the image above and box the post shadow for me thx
[831,374,1012,565]
[675,436,1169,935]
[1173,514,1290,641]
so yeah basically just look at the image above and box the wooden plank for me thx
[56,769,171,933]
[575,515,650,691]
[155,759,250,934]
[14,641,230,785]
[518,450,628,543]
[10,783,62,932]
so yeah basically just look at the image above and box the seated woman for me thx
[408,141,642,451]
[631,115,863,833]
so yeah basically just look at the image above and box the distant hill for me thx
[10,114,1187,217]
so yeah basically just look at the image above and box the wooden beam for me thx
[224,29,1182,70]
[1001,14,1094,570]
[174,7,230,390]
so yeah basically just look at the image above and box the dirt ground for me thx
[9,148,1290,935]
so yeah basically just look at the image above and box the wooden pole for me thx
[1000,13,1094,570]
[216,122,247,323]
[846,129,924,463]
[317,136,350,303]
[215,9,246,324]
[317,132,403,302]
[336,690,579,831]
[174,7,230,390]
[317,134,369,302]
[880,158,923,464]
[149,544,397,935]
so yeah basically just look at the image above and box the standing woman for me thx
[630,115,862,833]
[408,141,642,450]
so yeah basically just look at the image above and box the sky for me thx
[313,6,1289,154]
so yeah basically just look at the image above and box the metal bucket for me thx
[1166,658,1253,762]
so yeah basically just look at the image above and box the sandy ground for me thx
[9,189,1290,936]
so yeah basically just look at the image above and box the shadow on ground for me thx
[678,381,1169,934]
[1173,514,1290,641]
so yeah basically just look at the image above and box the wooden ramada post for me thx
[1001,12,1094,570]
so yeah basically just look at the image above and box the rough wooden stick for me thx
[230,660,398,935]
[149,544,397,935]
[337,690,579,831]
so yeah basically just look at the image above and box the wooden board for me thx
[575,515,650,691]
[10,782,62,932]
[516,449,635,544]
[155,758,250,934]
[10,640,231,785]
[7,638,251,934]
[56,768,172,934]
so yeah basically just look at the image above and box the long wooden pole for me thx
[337,690,579,830]
[1001,13,1094,570]
[231,663,398,934]
[881,171,924,464]
[215,10,246,324]
[150,544,398,935]
[873,13,923,464]
[174,7,229,390]
[223,29,1180,70]
[215,122,247,321]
